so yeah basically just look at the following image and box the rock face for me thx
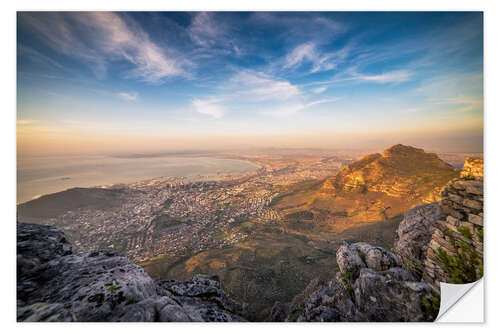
[422,159,484,290]
[460,157,484,179]
[289,242,439,322]
[394,202,441,279]
[17,222,245,322]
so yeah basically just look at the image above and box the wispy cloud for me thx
[283,42,349,73]
[188,12,242,56]
[312,86,327,94]
[117,92,138,102]
[19,12,190,83]
[260,98,341,117]
[354,69,414,84]
[230,70,301,101]
[429,96,483,113]
[192,98,226,118]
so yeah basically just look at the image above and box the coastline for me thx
[17,156,262,205]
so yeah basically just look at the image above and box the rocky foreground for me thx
[280,241,440,322]
[17,222,246,322]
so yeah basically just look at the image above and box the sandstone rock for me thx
[422,171,484,290]
[463,199,482,210]
[460,157,483,179]
[17,222,245,322]
[468,214,483,226]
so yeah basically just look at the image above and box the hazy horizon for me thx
[17,12,483,156]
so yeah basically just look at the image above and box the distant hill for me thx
[17,187,127,220]
[272,144,460,232]
[322,144,458,198]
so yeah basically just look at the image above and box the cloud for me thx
[305,98,341,107]
[282,42,350,74]
[312,86,327,94]
[260,98,340,118]
[117,92,138,102]
[429,96,483,113]
[19,12,189,83]
[251,13,345,44]
[355,70,414,84]
[187,12,242,56]
[230,70,301,101]
[192,98,226,118]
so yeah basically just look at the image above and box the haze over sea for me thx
[17,155,259,204]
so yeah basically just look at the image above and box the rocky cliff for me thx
[391,159,483,290]
[284,242,439,322]
[422,158,483,290]
[17,222,245,322]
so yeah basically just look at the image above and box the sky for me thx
[17,12,483,155]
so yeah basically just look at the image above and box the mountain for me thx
[273,144,460,232]
[321,144,458,198]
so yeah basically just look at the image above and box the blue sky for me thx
[17,12,483,154]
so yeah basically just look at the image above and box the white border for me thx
[3,1,498,332]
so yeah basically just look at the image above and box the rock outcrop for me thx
[460,157,484,179]
[422,158,484,290]
[394,202,441,279]
[288,242,439,322]
[17,222,245,322]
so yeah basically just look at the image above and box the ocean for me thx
[17,154,260,204]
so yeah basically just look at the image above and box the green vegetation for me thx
[421,296,440,317]
[457,226,473,241]
[214,232,227,241]
[437,231,482,284]
[107,284,117,292]
[477,229,484,243]
[358,251,366,264]
[113,239,128,253]
[339,269,355,295]
[126,298,140,305]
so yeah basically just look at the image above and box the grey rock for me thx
[351,242,401,271]
[292,242,439,322]
[354,268,438,322]
[17,302,75,322]
[394,203,440,274]
[17,222,245,322]
[336,241,366,278]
